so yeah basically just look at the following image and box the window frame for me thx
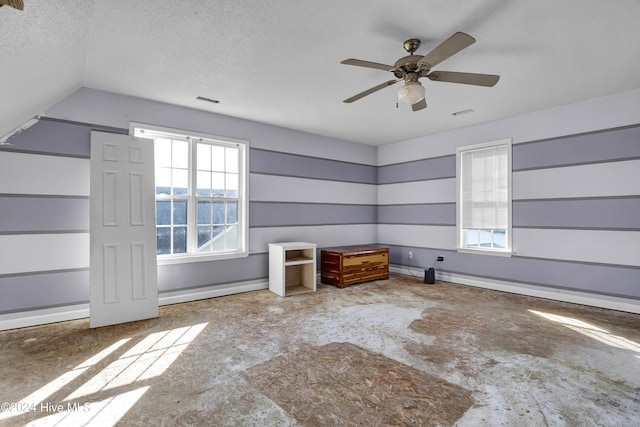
[130,123,249,265]
[456,138,513,257]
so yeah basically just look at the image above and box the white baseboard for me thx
[5,270,637,332]
[390,265,640,314]
[0,305,89,331]
[0,279,270,332]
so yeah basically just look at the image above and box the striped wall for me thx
[378,90,640,310]
[162,147,379,295]
[2,87,639,329]
[0,121,91,320]
[0,89,378,328]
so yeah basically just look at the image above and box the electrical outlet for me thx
[437,256,445,262]
[408,251,413,259]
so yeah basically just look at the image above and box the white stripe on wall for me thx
[513,159,640,200]
[0,233,90,275]
[513,228,640,266]
[378,178,456,205]
[253,127,378,166]
[250,174,377,205]
[0,152,90,196]
[250,224,378,253]
[378,89,640,166]
[378,224,456,250]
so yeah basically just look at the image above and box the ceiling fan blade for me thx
[0,0,24,9]
[418,32,476,69]
[412,98,427,112]
[427,71,500,87]
[341,59,396,72]
[343,79,400,103]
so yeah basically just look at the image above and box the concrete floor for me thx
[1,274,639,426]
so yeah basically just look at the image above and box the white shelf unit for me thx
[268,242,317,297]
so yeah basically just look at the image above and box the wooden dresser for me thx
[321,245,389,288]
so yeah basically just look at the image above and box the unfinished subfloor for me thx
[1,274,639,426]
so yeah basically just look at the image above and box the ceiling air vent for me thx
[196,96,220,104]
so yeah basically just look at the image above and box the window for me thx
[131,124,249,263]
[456,139,512,255]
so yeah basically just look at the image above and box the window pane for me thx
[226,147,239,173]
[211,145,225,171]
[226,173,238,198]
[211,172,225,197]
[197,201,211,224]
[227,202,238,224]
[197,226,211,250]
[212,225,225,241]
[213,202,225,224]
[173,169,188,195]
[156,201,171,225]
[155,168,171,195]
[155,138,172,168]
[196,171,211,196]
[173,200,187,225]
[173,227,187,253]
[478,229,492,247]
[172,139,189,169]
[493,230,507,249]
[225,226,238,250]
[465,229,479,247]
[197,143,211,171]
[157,227,171,254]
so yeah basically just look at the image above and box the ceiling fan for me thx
[341,32,499,111]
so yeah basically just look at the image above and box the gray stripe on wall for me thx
[378,203,455,225]
[377,155,455,185]
[250,202,377,227]
[386,245,640,299]
[375,125,639,179]
[0,270,89,313]
[3,120,92,158]
[250,148,377,184]
[0,196,90,233]
[157,253,269,293]
[513,124,640,171]
[513,197,640,230]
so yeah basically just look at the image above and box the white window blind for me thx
[457,139,512,254]
[460,145,508,229]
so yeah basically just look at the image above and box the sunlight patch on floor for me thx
[529,310,640,353]
[3,323,207,426]
[24,386,149,427]
[65,323,207,400]
[0,338,130,421]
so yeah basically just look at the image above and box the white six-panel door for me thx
[90,131,158,328]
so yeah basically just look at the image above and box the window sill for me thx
[157,250,249,265]
[457,248,513,257]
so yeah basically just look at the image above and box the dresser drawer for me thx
[343,252,388,266]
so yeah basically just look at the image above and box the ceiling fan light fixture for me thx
[397,81,425,105]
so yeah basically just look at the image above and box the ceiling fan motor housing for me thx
[393,55,426,79]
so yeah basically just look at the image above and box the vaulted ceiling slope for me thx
[1,0,639,146]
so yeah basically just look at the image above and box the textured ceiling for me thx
[1,0,639,146]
